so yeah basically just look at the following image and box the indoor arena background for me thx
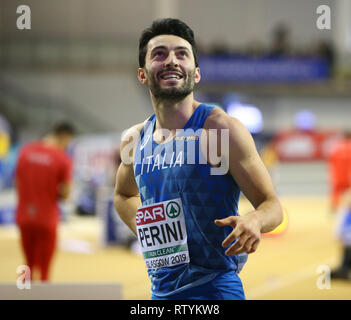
[1,0,351,299]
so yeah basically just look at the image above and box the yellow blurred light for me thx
[264,207,289,237]
[0,132,10,159]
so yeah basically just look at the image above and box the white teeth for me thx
[164,75,179,80]
[160,73,182,80]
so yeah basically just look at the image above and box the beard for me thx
[146,68,196,102]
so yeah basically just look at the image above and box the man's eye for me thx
[154,51,164,57]
[178,51,187,57]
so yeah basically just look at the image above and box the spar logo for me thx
[166,201,181,219]
[136,203,166,226]
[136,201,181,226]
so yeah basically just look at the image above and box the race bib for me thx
[136,198,190,270]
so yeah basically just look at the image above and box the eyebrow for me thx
[150,46,191,54]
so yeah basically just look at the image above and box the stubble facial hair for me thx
[146,68,196,103]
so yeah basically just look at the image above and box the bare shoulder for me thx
[122,122,144,139]
[203,106,258,162]
[119,122,145,166]
[204,107,250,137]
[120,122,144,147]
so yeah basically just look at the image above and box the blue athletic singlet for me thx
[133,104,247,299]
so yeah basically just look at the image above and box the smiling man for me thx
[114,18,283,300]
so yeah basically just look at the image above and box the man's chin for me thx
[154,89,192,100]
[158,81,183,89]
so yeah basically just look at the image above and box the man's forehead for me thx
[147,35,192,52]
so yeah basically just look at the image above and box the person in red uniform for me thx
[328,131,351,213]
[328,130,351,280]
[15,122,75,281]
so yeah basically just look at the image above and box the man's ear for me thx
[138,68,148,84]
[194,67,201,84]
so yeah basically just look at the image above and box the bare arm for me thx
[227,116,282,233]
[113,124,143,235]
[114,163,141,235]
[58,182,71,200]
[206,109,283,255]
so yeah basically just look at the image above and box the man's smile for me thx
[158,70,184,83]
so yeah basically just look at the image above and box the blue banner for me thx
[198,56,330,83]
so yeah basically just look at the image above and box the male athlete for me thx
[114,18,283,300]
[15,122,75,281]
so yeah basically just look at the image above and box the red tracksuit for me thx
[15,141,72,281]
[328,139,351,210]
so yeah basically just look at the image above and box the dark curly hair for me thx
[52,122,76,136]
[138,18,198,68]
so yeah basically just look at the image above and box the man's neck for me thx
[151,93,201,131]
[42,135,63,150]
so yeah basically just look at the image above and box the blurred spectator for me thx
[15,122,75,281]
[327,131,351,213]
[327,130,351,280]
[209,40,231,56]
[331,190,351,280]
[315,39,335,74]
[0,116,11,189]
[269,23,291,57]
[315,40,334,64]
[245,40,265,58]
[107,148,121,188]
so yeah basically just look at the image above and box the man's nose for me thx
[165,51,179,67]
